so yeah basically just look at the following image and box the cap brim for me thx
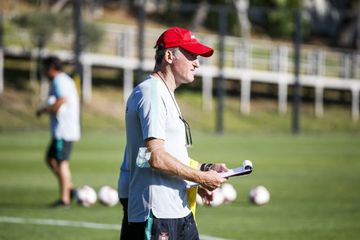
[181,43,214,57]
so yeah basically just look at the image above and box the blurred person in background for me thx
[36,56,80,208]
[117,26,228,240]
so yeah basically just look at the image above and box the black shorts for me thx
[46,138,73,161]
[128,211,199,240]
[149,212,199,240]
[120,198,129,240]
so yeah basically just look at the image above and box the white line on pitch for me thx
[0,216,230,240]
[0,216,120,230]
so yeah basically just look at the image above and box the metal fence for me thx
[2,11,360,122]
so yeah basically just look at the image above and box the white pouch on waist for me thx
[136,147,151,168]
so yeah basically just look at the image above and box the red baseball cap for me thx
[155,27,214,57]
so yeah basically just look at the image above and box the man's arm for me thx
[36,97,65,117]
[146,138,226,191]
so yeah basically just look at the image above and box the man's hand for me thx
[36,108,44,118]
[199,170,226,191]
[197,186,213,205]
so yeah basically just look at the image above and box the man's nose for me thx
[193,59,200,68]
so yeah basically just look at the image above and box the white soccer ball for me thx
[76,185,97,207]
[47,96,56,105]
[220,183,237,203]
[195,193,204,206]
[249,185,270,206]
[98,185,119,207]
[210,188,224,207]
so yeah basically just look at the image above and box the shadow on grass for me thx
[0,202,67,210]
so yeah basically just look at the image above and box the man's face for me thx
[45,66,56,80]
[171,48,200,85]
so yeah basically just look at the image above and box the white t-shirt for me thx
[48,72,80,141]
[119,75,191,222]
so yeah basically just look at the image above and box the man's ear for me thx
[164,49,175,64]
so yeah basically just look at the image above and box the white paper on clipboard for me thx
[220,166,252,178]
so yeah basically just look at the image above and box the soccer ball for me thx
[195,193,204,206]
[209,188,224,207]
[47,96,56,105]
[196,188,224,207]
[249,185,270,206]
[220,183,237,203]
[76,185,97,207]
[98,185,119,207]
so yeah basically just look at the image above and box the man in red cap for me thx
[117,27,228,240]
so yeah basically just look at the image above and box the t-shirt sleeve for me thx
[52,77,63,98]
[138,80,167,141]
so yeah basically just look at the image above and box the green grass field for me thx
[1,130,360,240]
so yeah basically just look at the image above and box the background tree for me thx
[12,11,62,96]
[11,9,103,99]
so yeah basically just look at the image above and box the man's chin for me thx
[188,76,195,83]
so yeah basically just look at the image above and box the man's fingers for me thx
[211,163,229,173]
